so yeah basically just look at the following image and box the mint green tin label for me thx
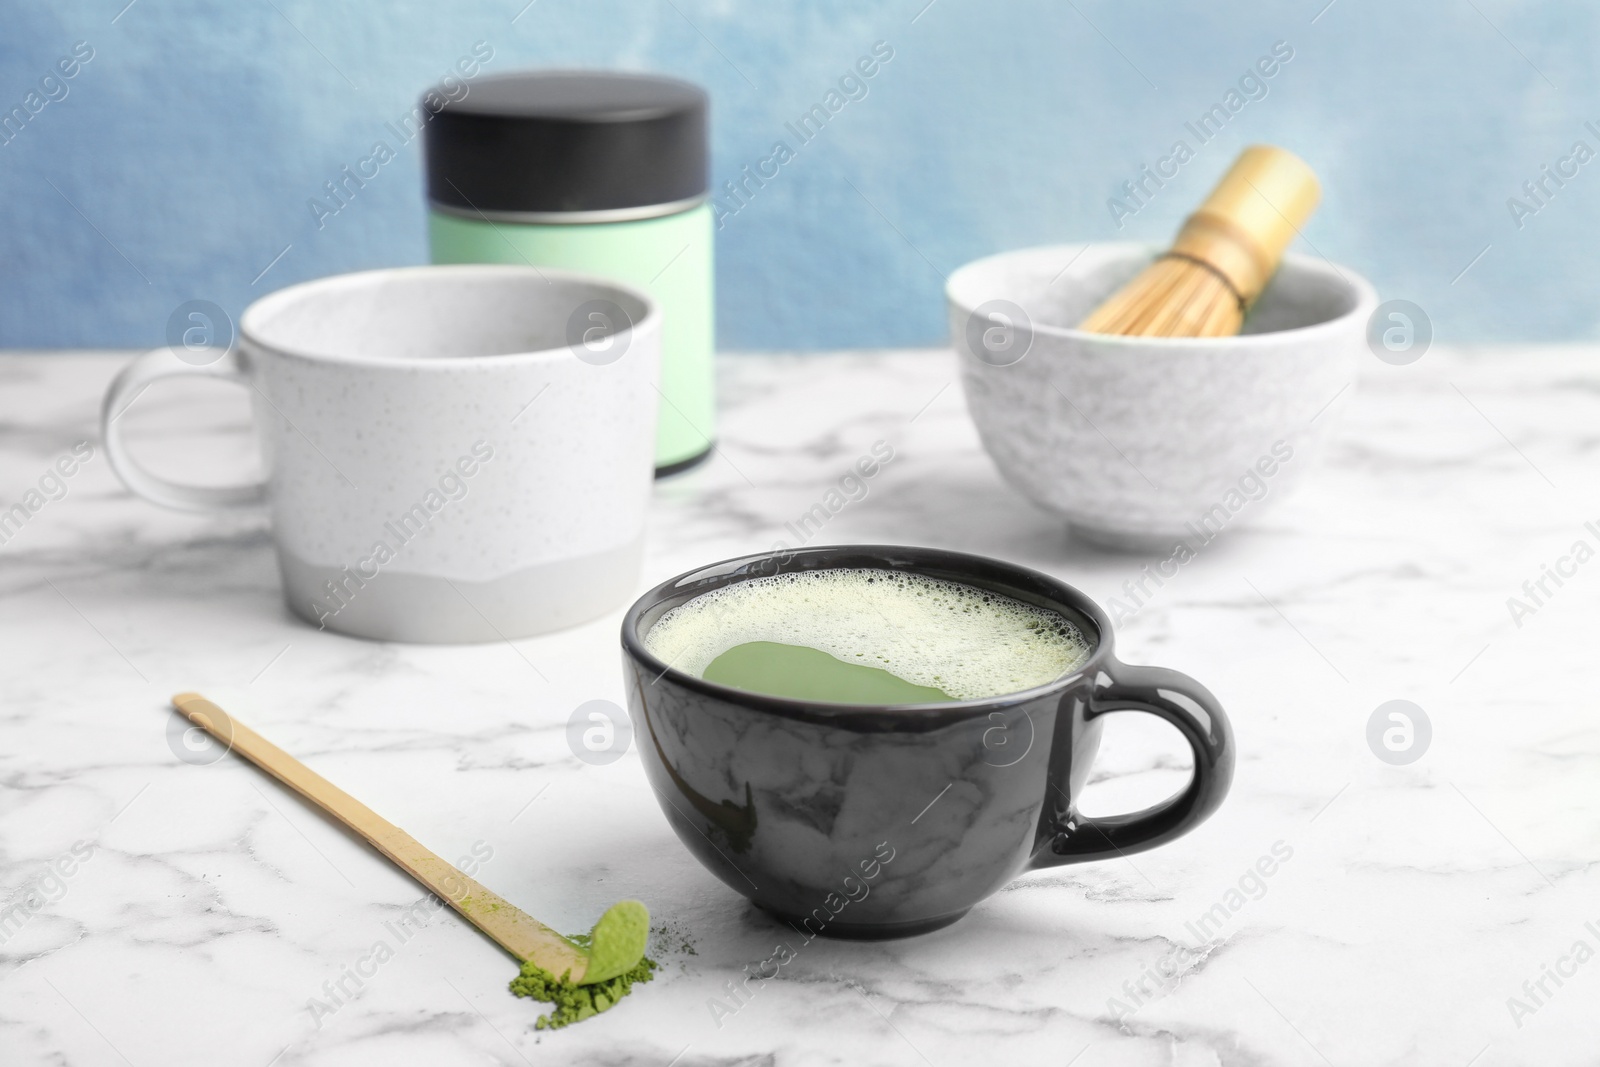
[429,204,715,471]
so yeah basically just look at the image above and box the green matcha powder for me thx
[509,933,658,1031]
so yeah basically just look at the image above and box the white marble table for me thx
[1,348,1596,1066]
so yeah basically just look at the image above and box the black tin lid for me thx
[423,70,708,222]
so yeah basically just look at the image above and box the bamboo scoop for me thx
[1079,144,1321,337]
[171,692,647,985]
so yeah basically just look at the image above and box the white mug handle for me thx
[100,347,267,511]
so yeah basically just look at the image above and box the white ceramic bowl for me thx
[948,242,1377,550]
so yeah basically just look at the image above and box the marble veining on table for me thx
[0,348,1596,1065]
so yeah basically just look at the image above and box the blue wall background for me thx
[1,0,1596,349]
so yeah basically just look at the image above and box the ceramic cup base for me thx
[1068,521,1191,554]
[280,536,643,643]
[758,906,971,941]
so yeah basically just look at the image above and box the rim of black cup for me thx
[621,544,1115,727]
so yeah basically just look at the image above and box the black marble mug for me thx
[620,545,1234,939]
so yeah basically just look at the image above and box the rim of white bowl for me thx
[945,241,1379,349]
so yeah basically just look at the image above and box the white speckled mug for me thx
[100,265,660,642]
[949,243,1376,550]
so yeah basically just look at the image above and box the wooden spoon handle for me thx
[171,692,588,980]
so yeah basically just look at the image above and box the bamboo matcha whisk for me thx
[1079,145,1321,338]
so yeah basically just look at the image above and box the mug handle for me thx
[1032,658,1234,867]
[100,347,267,511]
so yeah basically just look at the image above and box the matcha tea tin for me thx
[423,70,714,475]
